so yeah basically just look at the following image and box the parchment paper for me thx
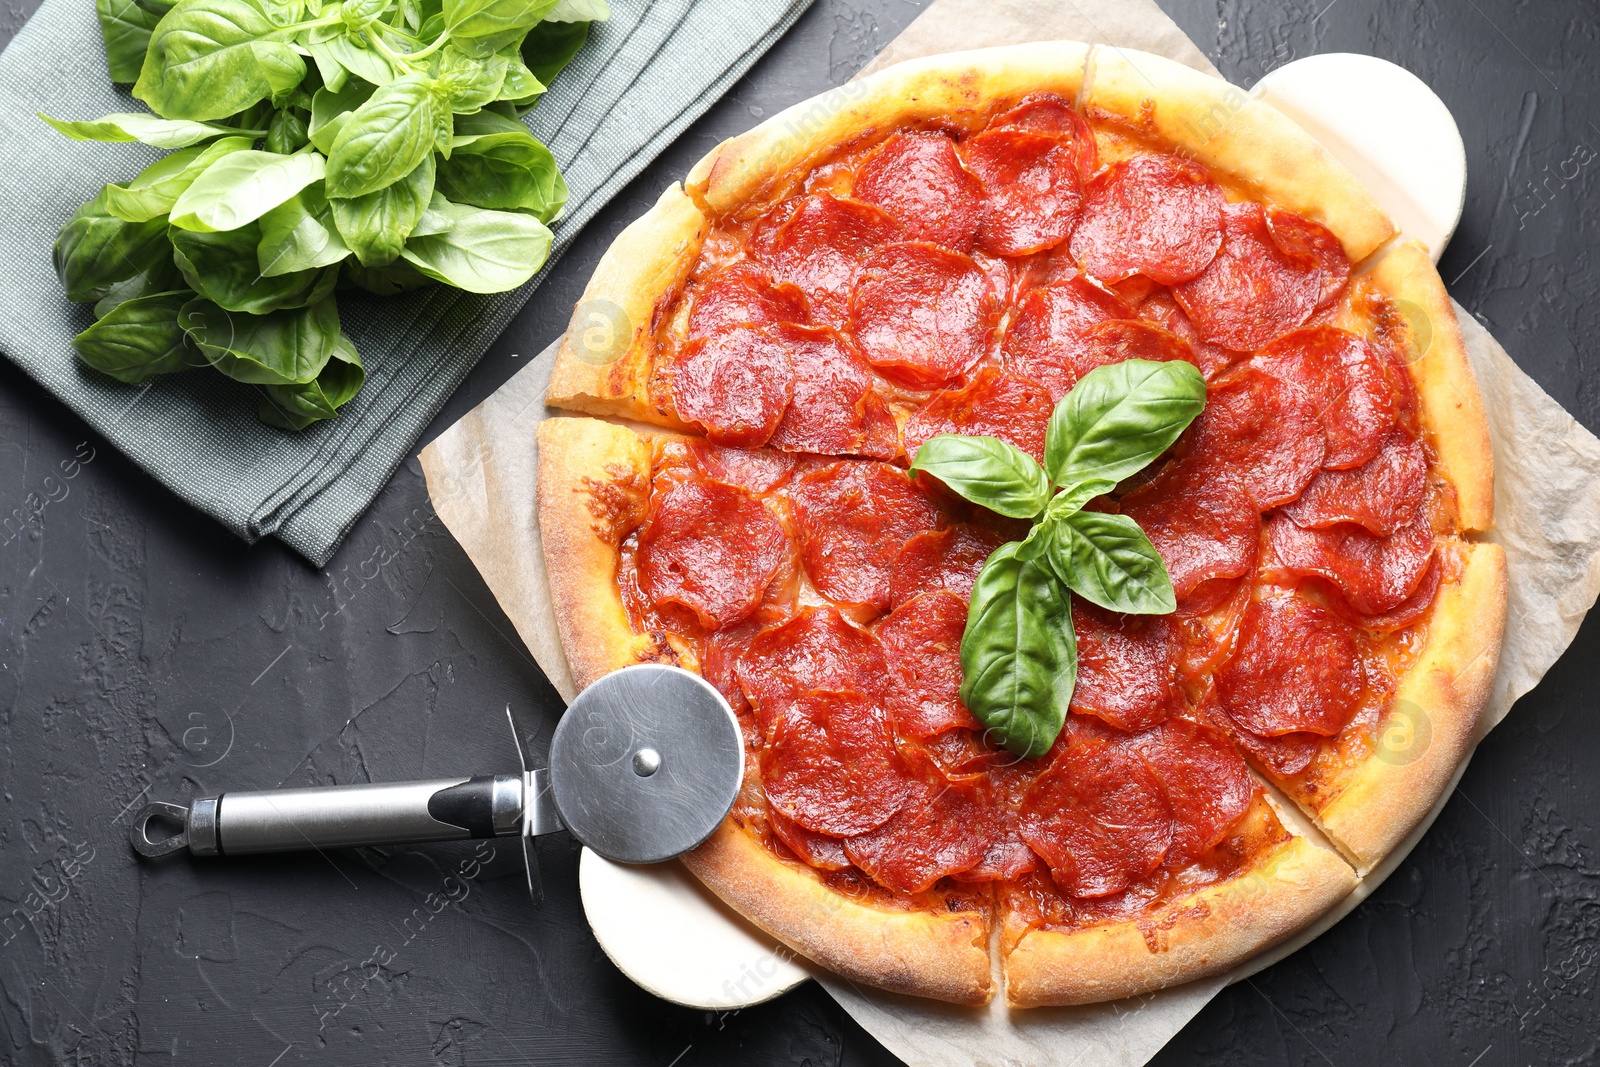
[418,2,1600,1062]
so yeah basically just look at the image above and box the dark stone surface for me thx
[1,1,1596,1064]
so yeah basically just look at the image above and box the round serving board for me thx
[578,50,1469,1011]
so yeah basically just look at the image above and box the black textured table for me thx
[3,2,1596,1064]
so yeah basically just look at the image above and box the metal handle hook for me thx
[129,801,192,858]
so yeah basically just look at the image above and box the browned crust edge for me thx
[681,819,995,1006]
[1365,238,1496,532]
[544,184,707,425]
[534,417,665,691]
[688,41,1092,214]
[1314,541,1508,869]
[1003,828,1357,1007]
[1082,46,1396,261]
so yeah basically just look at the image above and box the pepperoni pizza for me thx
[535,43,1506,1007]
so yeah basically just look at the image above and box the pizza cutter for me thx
[127,664,744,889]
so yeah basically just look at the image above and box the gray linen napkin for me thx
[0,0,812,565]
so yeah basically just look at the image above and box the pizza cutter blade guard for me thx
[128,665,744,882]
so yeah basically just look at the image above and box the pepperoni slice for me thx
[1074,318,1200,380]
[1019,728,1173,898]
[637,479,788,630]
[877,591,980,738]
[703,616,769,716]
[761,690,916,836]
[1266,208,1350,314]
[1253,327,1403,469]
[955,764,1042,881]
[990,94,1097,179]
[1001,275,1130,399]
[669,325,796,447]
[1266,513,1437,615]
[962,127,1084,257]
[757,194,902,327]
[889,523,1009,609]
[791,462,944,615]
[685,262,807,338]
[844,778,990,892]
[1112,718,1258,859]
[1216,592,1362,737]
[1069,601,1184,732]
[1336,552,1442,632]
[852,131,982,251]
[1181,367,1326,510]
[737,607,888,734]
[1119,459,1260,601]
[1172,202,1326,351]
[1283,432,1428,535]
[765,325,897,458]
[1069,155,1225,286]
[1136,289,1241,379]
[768,805,851,870]
[902,366,1053,463]
[848,241,998,388]
[687,439,797,494]
[1200,693,1321,777]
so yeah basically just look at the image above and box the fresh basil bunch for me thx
[45,0,606,429]
[910,359,1208,758]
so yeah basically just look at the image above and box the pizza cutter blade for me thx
[127,665,744,875]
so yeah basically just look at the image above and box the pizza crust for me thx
[1363,238,1496,532]
[535,417,671,690]
[1082,47,1396,262]
[1313,540,1507,869]
[688,41,1091,216]
[545,184,707,424]
[682,818,995,1006]
[1002,799,1357,1007]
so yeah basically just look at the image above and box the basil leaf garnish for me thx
[909,434,1051,520]
[915,355,1206,755]
[959,542,1076,759]
[1044,358,1206,489]
[1045,511,1177,616]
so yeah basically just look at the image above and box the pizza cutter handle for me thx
[129,770,562,858]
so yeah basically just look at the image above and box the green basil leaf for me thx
[434,43,508,112]
[258,332,364,428]
[1045,511,1176,615]
[326,73,440,197]
[40,110,258,149]
[266,108,310,154]
[92,256,187,318]
[254,41,309,106]
[435,126,565,219]
[339,256,436,294]
[329,154,435,266]
[171,223,337,313]
[134,0,301,120]
[908,434,1050,519]
[179,296,341,384]
[959,542,1076,759]
[258,187,353,276]
[519,18,587,88]
[1044,358,1206,489]
[308,80,375,154]
[307,33,402,88]
[544,0,608,20]
[96,0,162,84]
[101,135,255,222]
[410,191,455,236]
[169,149,328,231]
[1044,478,1118,523]
[444,0,556,45]
[53,192,173,303]
[495,49,544,105]
[398,197,550,292]
[73,290,196,384]
[133,0,179,15]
